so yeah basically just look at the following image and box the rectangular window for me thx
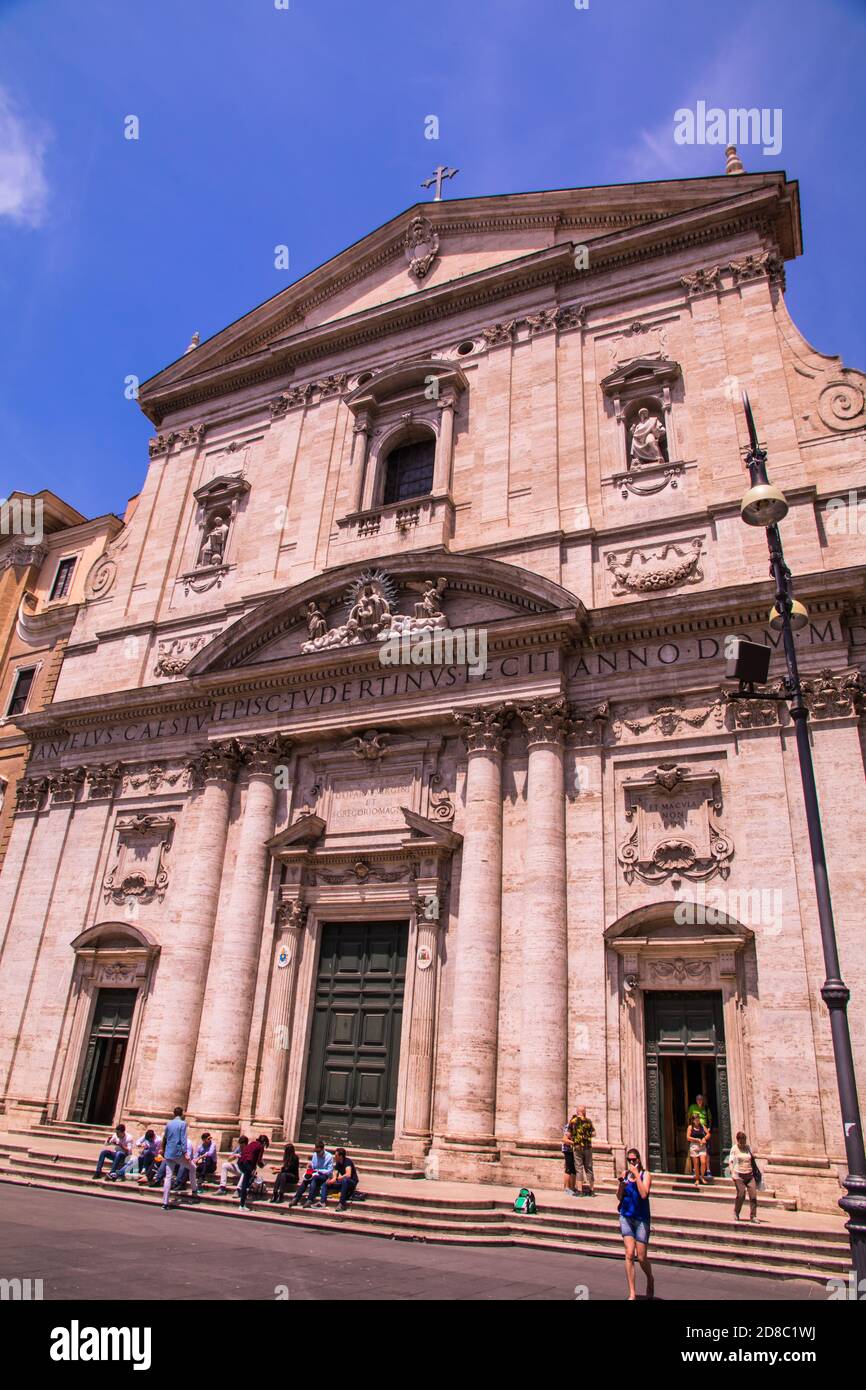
[7,668,36,718]
[49,556,77,600]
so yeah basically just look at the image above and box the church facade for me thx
[1,159,865,1211]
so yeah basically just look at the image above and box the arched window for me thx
[382,437,436,505]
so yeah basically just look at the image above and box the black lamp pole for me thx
[741,392,866,1283]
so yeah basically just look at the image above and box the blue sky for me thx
[1,0,864,519]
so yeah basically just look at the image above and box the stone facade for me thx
[1,163,865,1212]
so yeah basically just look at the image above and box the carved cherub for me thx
[412,576,447,621]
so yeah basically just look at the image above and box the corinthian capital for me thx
[454,704,512,754]
[517,696,569,748]
[242,734,293,776]
[14,777,49,813]
[186,738,243,786]
[277,897,307,931]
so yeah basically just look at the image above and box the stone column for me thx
[350,415,371,513]
[143,740,240,1114]
[432,394,457,495]
[401,896,442,1141]
[254,898,307,1133]
[444,705,511,1155]
[190,735,290,1126]
[516,697,569,1146]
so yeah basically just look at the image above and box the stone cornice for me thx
[588,565,866,648]
[139,183,797,427]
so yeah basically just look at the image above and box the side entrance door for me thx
[645,990,731,1173]
[299,920,408,1150]
[73,988,137,1124]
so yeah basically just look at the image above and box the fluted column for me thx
[432,394,456,494]
[517,696,569,1145]
[190,735,290,1124]
[254,898,307,1133]
[402,896,442,1140]
[350,415,371,513]
[444,705,511,1154]
[142,740,240,1113]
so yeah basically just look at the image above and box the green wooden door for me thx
[644,991,731,1172]
[73,989,137,1124]
[300,921,408,1150]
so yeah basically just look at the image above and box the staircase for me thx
[0,1120,848,1285]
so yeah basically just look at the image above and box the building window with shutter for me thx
[7,668,36,718]
[49,556,77,600]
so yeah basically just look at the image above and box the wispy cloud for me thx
[0,85,50,226]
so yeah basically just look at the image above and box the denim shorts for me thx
[619,1215,650,1244]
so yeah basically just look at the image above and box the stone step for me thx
[3,1152,845,1262]
[3,1126,424,1174]
[0,1167,844,1284]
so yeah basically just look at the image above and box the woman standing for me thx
[617,1148,654,1301]
[728,1130,759,1222]
[686,1114,710,1187]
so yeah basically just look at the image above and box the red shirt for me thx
[239,1140,265,1167]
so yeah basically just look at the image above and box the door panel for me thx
[73,988,137,1124]
[645,991,731,1172]
[300,921,408,1150]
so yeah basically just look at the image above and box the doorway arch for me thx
[58,922,160,1125]
[604,902,754,1173]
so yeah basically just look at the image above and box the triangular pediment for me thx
[185,549,585,677]
[138,174,799,421]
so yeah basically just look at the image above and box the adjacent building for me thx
[0,494,121,868]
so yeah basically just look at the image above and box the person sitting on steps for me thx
[289,1138,334,1208]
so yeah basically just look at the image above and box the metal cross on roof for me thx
[421,165,459,201]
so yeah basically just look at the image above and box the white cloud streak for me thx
[0,86,49,227]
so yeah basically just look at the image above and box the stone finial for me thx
[725,145,745,175]
[184,331,200,354]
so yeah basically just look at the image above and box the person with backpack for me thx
[237,1134,270,1212]
[728,1130,760,1222]
[217,1135,247,1194]
[617,1148,654,1301]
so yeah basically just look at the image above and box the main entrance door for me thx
[73,988,137,1124]
[645,991,731,1173]
[300,921,408,1150]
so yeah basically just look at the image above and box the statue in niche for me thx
[198,512,230,567]
[305,601,327,641]
[413,577,447,622]
[629,407,667,469]
[346,581,392,642]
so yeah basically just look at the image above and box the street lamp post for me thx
[733,392,866,1283]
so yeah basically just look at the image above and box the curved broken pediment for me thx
[185,550,586,675]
